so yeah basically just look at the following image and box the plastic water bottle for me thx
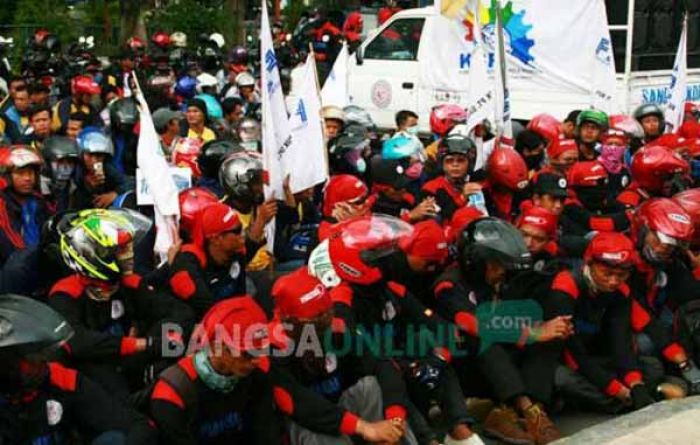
[468,191,489,216]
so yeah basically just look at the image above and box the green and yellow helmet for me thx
[59,209,151,282]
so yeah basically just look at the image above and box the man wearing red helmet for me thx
[541,138,579,176]
[516,206,560,271]
[559,161,630,242]
[548,232,664,413]
[482,146,529,223]
[617,145,691,208]
[318,175,371,241]
[51,75,103,134]
[168,202,264,318]
[269,268,414,445]
[150,296,282,444]
[0,147,50,265]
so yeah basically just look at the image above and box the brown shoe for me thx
[522,404,562,445]
[483,406,535,445]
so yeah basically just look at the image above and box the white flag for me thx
[261,0,293,200]
[321,42,349,108]
[133,74,180,261]
[590,1,618,113]
[465,0,495,133]
[289,54,329,193]
[493,0,513,139]
[665,15,688,132]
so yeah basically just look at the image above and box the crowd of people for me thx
[3,6,700,445]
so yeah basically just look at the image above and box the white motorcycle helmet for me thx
[196,72,219,94]
[170,32,187,48]
[209,33,225,49]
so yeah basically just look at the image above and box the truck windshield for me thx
[364,18,425,61]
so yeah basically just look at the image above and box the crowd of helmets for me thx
[5,7,700,445]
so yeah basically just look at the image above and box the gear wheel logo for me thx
[464,0,535,67]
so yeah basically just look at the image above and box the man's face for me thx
[589,262,630,293]
[484,260,507,290]
[11,167,36,195]
[82,152,105,171]
[186,106,205,127]
[218,348,261,378]
[641,115,661,139]
[443,154,469,181]
[120,58,135,72]
[400,115,418,131]
[31,111,51,138]
[14,92,29,113]
[9,81,25,97]
[166,118,181,135]
[519,224,549,255]
[66,120,83,140]
[551,150,578,173]
[644,230,677,263]
[533,193,564,215]
[561,121,576,139]
[227,105,244,125]
[324,119,343,139]
[210,229,245,266]
[239,86,255,101]
[579,122,601,144]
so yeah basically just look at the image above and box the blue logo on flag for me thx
[595,38,611,65]
[296,100,307,124]
[265,49,278,73]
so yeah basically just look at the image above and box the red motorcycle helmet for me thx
[583,232,637,268]
[322,175,368,218]
[603,115,644,145]
[630,145,689,193]
[311,215,414,286]
[429,104,468,137]
[71,75,100,96]
[178,187,220,236]
[126,36,146,56]
[172,137,204,178]
[567,160,608,187]
[487,146,529,191]
[527,113,561,144]
[635,198,694,248]
[673,189,700,248]
[151,31,171,49]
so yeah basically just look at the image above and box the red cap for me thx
[179,187,219,235]
[399,220,449,263]
[72,75,100,95]
[517,206,558,239]
[567,161,608,187]
[547,138,578,160]
[446,206,485,243]
[584,232,637,268]
[272,268,332,320]
[322,175,368,217]
[199,296,273,371]
[192,202,241,247]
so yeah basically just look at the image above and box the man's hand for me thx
[167,240,183,265]
[614,385,631,402]
[282,174,296,208]
[408,197,438,222]
[257,199,278,224]
[355,419,403,443]
[686,249,700,270]
[533,316,574,342]
[462,182,482,197]
[93,192,117,208]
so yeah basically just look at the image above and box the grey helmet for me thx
[458,217,532,272]
[633,103,664,123]
[42,136,80,162]
[219,151,263,203]
[77,128,114,156]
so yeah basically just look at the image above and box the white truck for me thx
[347,3,700,132]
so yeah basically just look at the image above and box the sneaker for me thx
[483,406,535,445]
[444,433,486,445]
[522,404,562,445]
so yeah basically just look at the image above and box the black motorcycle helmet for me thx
[328,124,369,177]
[0,294,74,396]
[198,140,242,179]
[42,136,80,162]
[109,97,139,134]
[458,217,532,272]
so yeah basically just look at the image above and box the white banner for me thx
[421,0,619,115]
[465,0,494,132]
[136,167,192,205]
[261,0,293,200]
[665,15,688,133]
[321,41,349,108]
[289,54,329,193]
[133,75,180,261]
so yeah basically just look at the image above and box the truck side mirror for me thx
[356,47,363,66]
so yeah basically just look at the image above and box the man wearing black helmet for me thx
[634,104,665,144]
[433,218,567,445]
[41,136,80,212]
[0,294,155,444]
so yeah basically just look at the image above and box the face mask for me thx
[406,125,419,136]
[405,162,423,179]
[524,153,543,170]
[599,144,626,174]
[194,349,239,393]
[51,162,74,182]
